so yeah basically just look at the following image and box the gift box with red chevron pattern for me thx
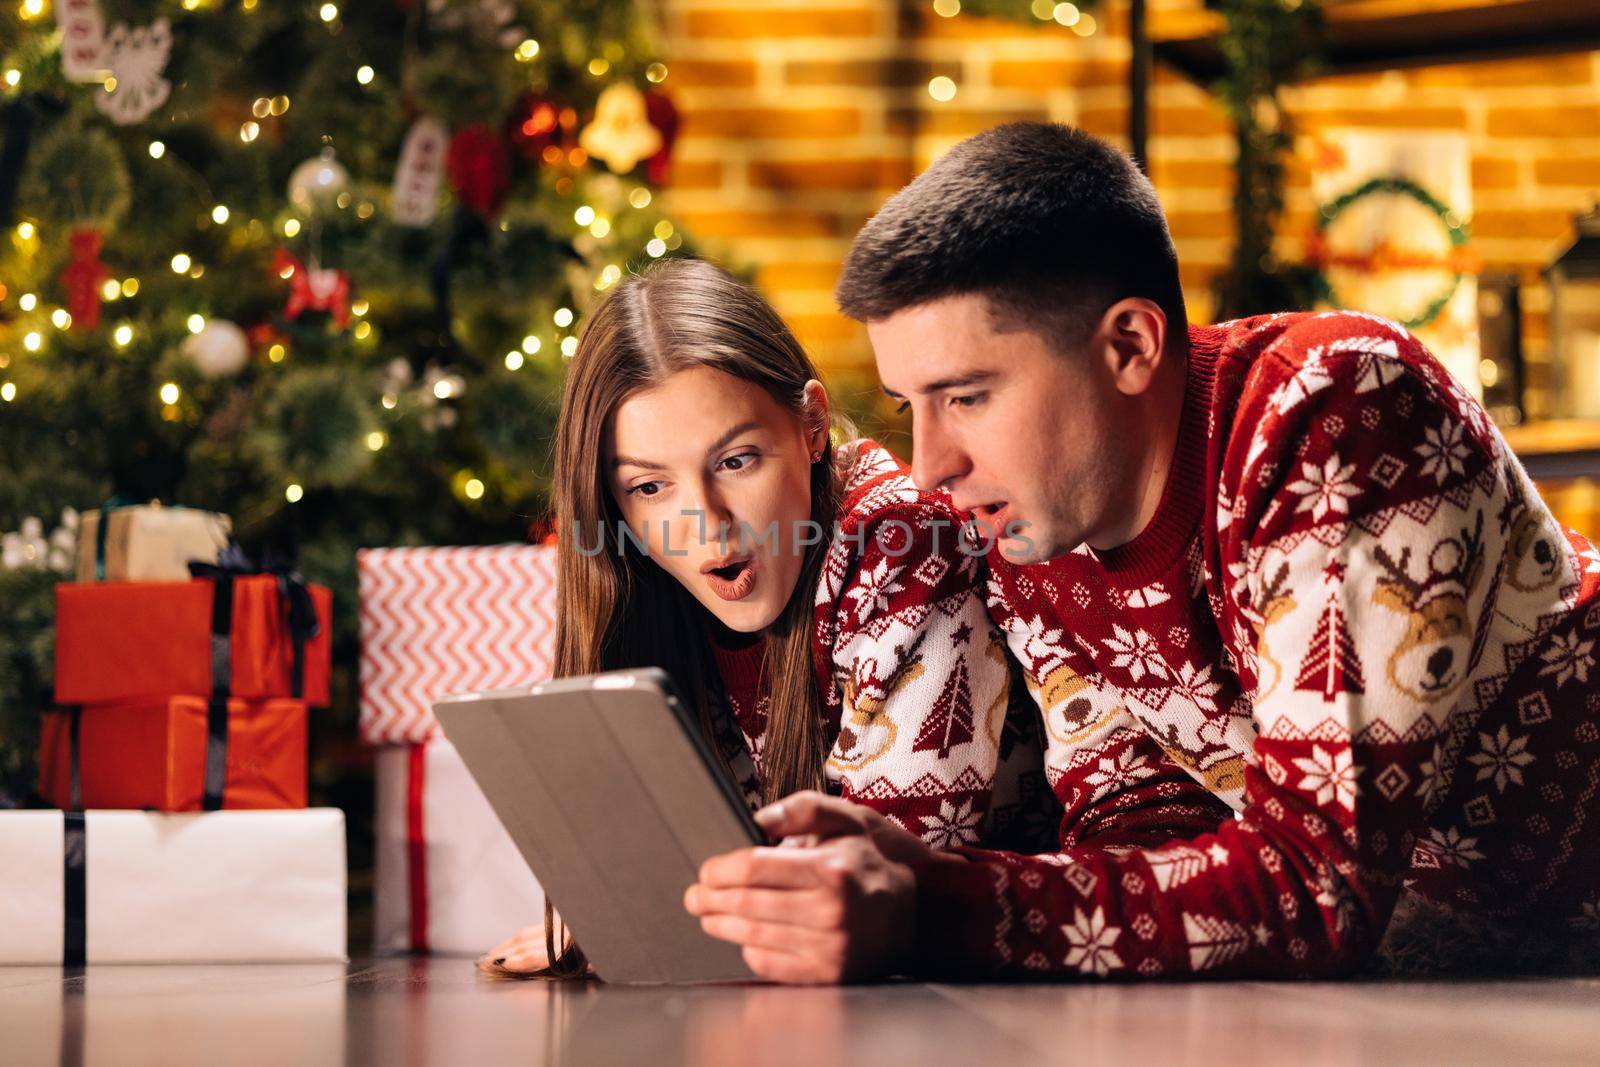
[356,545,557,745]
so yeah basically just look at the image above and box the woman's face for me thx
[606,365,827,633]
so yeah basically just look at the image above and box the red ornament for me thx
[643,90,679,186]
[507,92,566,161]
[273,248,351,328]
[447,124,510,220]
[60,228,110,330]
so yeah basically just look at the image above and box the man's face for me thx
[870,292,1130,564]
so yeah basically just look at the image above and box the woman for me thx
[482,258,1045,976]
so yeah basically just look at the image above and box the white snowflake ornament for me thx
[94,18,172,126]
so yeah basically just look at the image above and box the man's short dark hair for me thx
[836,122,1186,350]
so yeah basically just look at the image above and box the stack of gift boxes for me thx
[0,504,347,964]
[358,545,551,955]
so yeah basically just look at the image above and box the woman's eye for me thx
[627,481,664,498]
[719,451,759,473]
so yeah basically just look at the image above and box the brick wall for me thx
[655,0,1600,398]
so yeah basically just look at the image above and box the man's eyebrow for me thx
[882,370,996,401]
[611,420,763,469]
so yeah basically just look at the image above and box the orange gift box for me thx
[39,697,308,811]
[54,577,332,707]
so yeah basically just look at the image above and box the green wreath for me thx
[1309,175,1473,330]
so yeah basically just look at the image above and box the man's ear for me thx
[801,379,831,454]
[1095,298,1168,397]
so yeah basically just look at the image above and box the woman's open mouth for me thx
[701,554,758,602]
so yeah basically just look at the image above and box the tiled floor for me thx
[2,957,1597,1065]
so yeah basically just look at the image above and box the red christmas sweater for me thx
[708,439,1053,850]
[915,312,1600,978]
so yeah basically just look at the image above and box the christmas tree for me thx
[0,0,691,797]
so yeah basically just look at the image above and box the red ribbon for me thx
[406,742,430,952]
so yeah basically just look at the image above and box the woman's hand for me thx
[476,924,554,976]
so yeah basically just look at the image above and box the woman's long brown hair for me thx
[537,257,847,976]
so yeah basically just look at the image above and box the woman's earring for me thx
[810,450,823,463]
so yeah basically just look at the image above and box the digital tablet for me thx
[432,668,765,984]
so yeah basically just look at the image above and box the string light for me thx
[1031,0,1054,18]
[598,264,623,287]
[1053,2,1080,26]
[587,58,609,77]
[122,278,140,297]
[0,382,14,403]
[3,70,20,88]
[433,379,454,400]
[319,3,338,23]
[366,431,386,451]
[19,292,37,311]
[113,324,134,347]
[934,0,961,16]
[646,63,668,84]
[629,187,652,209]
[16,221,35,240]
[270,96,289,116]
[928,76,957,102]
[240,122,260,143]
[646,238,666,258]
[285,483,304,503]
[101,279,121,301]
[351,300,369,316]
[589,217,610,239]
[20,0,44,19]
[51,309,71,329]
[553,307,574,328]
[521,336,541,354]
[516,39,540,61]
[23,332,41,352]
[1073,12,1097,35]
[212,205,230,224]
[356,65,374,85]
[283,218,301,238]
[464,478,485,500]
[381,393,397,409]
[353,321,372,340]
[574,205,596,226]
[653,220,674,240]
[187,314,205,334]
[159,382,180,405]
[504,351,524,371]
[252,98,271,118]
[171,253,192,273]
[561,337,578,358]
[268,343,286,363]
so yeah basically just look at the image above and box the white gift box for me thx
[0,809,347,964]
[357,545,557,745]
[375,738,545,955]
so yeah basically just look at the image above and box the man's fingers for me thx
[698,913,847,956]
[741,945,832,985]
[686,884,844,927]
[755,790,874,841]
[698,846,840,890]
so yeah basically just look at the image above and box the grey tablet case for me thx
[432,668,763,984]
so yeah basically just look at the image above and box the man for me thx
[684,122,1600,982]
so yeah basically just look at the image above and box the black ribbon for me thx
[90,495,138,581]
[64,709,86,966]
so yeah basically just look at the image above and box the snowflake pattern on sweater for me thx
[709,439,1050,848]
[916,313,1600,979]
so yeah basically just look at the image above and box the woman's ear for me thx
[801,379,831,458]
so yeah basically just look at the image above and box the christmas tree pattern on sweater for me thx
[708,439,1050,849]
[915,312,1600,978]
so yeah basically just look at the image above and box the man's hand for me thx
[682,791,961,984]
